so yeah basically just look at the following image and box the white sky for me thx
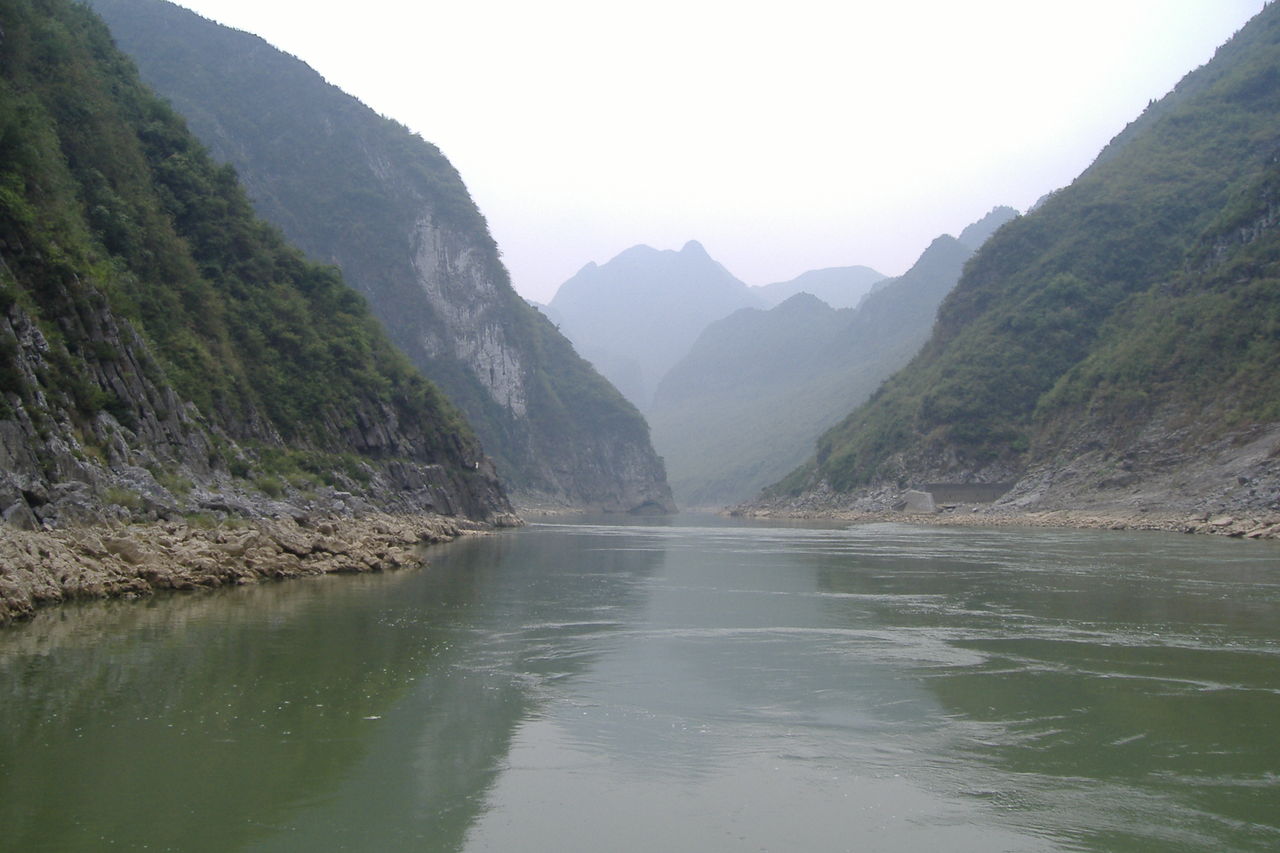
[167,0,1265,302]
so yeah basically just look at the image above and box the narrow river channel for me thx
[2,516,1277,851]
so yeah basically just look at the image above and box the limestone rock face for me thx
[88,0,675,514]
[410,218,529,419]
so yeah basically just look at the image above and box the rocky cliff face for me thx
[409,219,529,418]
[0,271,510,530]
[0,0,513,531]
[88,0,675,513]
[0,237,512,530]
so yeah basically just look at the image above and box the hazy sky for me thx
[168,0,1264,302]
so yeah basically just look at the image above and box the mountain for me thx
[761,6,1280,520]
[548,241,763,408]
[87,0,674,513]
[752,266,886,309]
[956,206,1020,251]
[0,0,510,528]
[649,228,987,508]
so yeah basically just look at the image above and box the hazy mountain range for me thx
[547,241,763,408]
[647,208,1016,507]
[752,266,886,309]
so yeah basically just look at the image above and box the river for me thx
[1,516,1277,851]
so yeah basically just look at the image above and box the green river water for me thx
[1,516,1277,851]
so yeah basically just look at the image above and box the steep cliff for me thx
[87,0,674,513]
[759,6,1280,521]
[0,0,510,529]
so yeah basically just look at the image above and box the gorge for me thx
[2,2,1278,849]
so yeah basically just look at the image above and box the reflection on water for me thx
[0,517,1276,851]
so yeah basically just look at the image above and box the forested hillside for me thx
[88,0,674,513]
[766,6,1280,518]
[0,0,509,526]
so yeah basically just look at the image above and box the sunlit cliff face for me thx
[411,217,529,418]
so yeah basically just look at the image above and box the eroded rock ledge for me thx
[0,512,515,626]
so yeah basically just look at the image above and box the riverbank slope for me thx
[739,420,1280,540]
[736,501,1280,540]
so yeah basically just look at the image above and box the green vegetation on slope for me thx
[786,6,1280,494]
[0,0,481,477]
[87,0,670,510]
[1035,161,1280,443]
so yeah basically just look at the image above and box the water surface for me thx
[1,517,1277,851]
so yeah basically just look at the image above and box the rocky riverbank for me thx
[0,512,518,626]
[734,500,1280,540]
[735,423,1280,542]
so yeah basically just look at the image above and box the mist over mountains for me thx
[753,266,886,310]
[547,241,763,408]
[543,208,1016,508]
[647,208,1016,507]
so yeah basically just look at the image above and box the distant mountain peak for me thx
[759,2,1280,513]
[546,240,760,406]
[923,233,964,253]
[957,206,1019,250]
[753,264,886,310]
[613,243,659,261]
[773,291,833,313]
